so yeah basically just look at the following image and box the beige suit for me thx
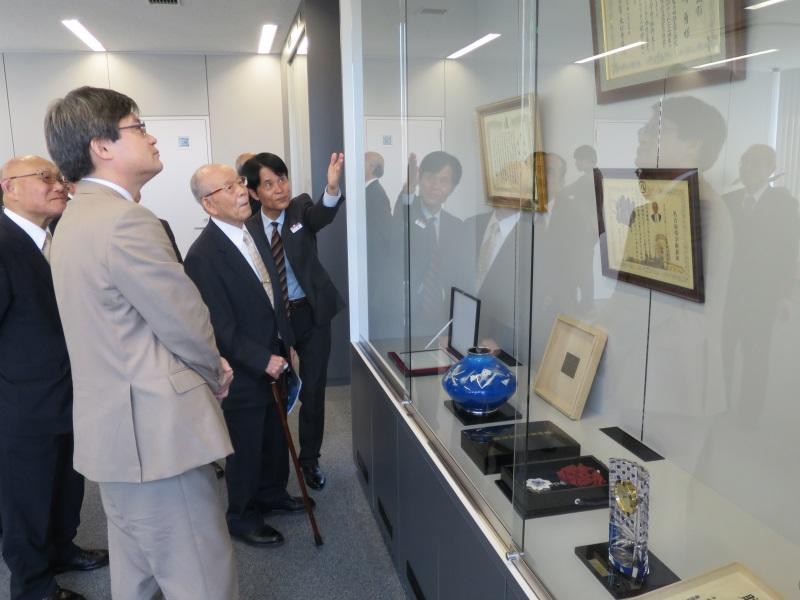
[51,181,233,482]
[51,180,238,599]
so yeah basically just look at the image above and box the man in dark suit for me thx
[241,152,345,491]
[723,144,800,421]
[185,163,308,546]
[394,151,465,340]
[0,155,108,600]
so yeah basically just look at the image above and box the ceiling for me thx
[0,0,301,54]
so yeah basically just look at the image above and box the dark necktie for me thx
[270,221,291,314]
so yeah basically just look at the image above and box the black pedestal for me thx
[461,421,580,475]
[574,542,679,599]
[444,400,521,426]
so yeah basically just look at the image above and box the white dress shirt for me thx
[82,177,135,203]
[4,208,48,251]
[210,217,260,279]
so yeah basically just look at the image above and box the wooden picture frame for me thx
[595,167,704,302]
[589,0,746,104]
[476,95,548,212]
[533,315,607,420]
[638,562,781,600]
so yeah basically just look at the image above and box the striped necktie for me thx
[42,231,52,263]
[242,228,274,307]
[270,221,291,314]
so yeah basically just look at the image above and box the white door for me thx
[139,116,212,259]
[365,117,443,212]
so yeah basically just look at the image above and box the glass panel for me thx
[402,0,534,552]
[526,1,800,597]
[361,0,411,394]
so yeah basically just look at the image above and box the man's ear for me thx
[0,179,11,195]
[248,188,259,201]
[201,196,216,217]
[89,137,114,162]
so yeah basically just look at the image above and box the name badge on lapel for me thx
[290,223,303,234]
[414,218,427,229]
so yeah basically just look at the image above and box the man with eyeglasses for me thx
[185,164,308,549]
[241,152,345,492]
[44,86,238,599]
[0,155,108,600]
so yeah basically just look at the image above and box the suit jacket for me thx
[246,193,346,325]
[50,181,232,483]
[0,214,72,436]
[393,196,465,337]
[184,220,294,410]
[464,211,532,355]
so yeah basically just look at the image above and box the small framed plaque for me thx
[589,0,746,104]
[638,562,781,600]
[534,315,607,420]
[595,167,704,302]
[476,95,547,212]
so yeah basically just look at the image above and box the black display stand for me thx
[574,542,680,599]
[444,400,521,425]
[496,456,609,518]
[461,421,580,475]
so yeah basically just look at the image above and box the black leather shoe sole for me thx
[261,496,316,514]
[230,525,285,547]
[52,549,109,574]
[302,466,326,490]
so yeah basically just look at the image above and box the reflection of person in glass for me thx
[723,144,800,422]
[395,151,464,339]
[365,151,398,340]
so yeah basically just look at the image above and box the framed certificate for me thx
[589,0,746,104]
[638,562,781,599]
[476,95,547,212]
[595,167,704,302]
[533,315,608,420]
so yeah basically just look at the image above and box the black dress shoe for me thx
[260,495,316,514]
[302,464,326,490]
[230,523,284,547]
[52,548,109,574]
[48,587,86,600]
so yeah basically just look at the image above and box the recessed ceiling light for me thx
[61,19,106,52]
[574,41,646,64]
[297,36,308,56]
[693,48,778,69]
[258,24,278,54]
[447,34,500,59]
[745,0,787,9]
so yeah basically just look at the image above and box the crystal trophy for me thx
[608,458,650,581]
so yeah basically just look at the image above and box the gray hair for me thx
[44,86,139,182]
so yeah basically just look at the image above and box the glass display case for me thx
[346,0,800,597]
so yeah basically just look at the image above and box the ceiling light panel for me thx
[61,19,106,52]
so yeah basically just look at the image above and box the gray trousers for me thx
[99,465,238,600]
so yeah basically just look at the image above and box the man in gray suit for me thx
[44,86,238,599]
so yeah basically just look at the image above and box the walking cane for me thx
[271,374,324,546]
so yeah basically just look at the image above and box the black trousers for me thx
[0,432,84,600]
[223,401,289,535]
[290,301,332,467]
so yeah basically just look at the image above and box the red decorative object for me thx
[557,463,606,487]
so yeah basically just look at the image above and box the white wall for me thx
[0,52,284,171]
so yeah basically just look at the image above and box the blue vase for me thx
[442,347,517,416]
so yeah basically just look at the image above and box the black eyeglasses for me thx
[3,171,68,186]
[119,121,147,136]
[205,176,247,198]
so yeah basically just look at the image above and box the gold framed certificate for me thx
[638,562,781,599]
[476,95,547,212]
[589,0,746,103]
[595,167,704,302]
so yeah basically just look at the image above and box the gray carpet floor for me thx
[0,385,406,600]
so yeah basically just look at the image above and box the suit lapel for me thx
[245,216,294,340]
[0,215,54,292]
[206,221,273,310]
